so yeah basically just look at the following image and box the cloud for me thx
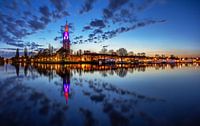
[40,16,51,24]
[0,48,23,51]
[103,9,113,19]
[90,19,106,28]
[80,0,97,14]
[104,2,136,24]
[0,0,69,48]
[0,0,166,50]
[93,29,103,34]
[54,36,62,41]
[74,36,83,40]
[23,0,31,6]
[50,0,66,11]
[39,6,52,24]
[82,26,92,31]
[80,0,135,39]
[83,19,105,31]
[103,0,130,19]
[138,0,155,11]
[75,0,167,46]
[26,42,43,49]
[3,0,18,10]
[100,19,166,40]
[7,42,25,48]
[15,19,26,27]
[52,10,69,20]
[76,19,166,45]
[28,19,46,30]
[102,20,166,39]
[39,6,51,17]
[40,4,69,22]
[137,0,167,11]
[108,0,129,10]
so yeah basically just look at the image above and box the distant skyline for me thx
[0,0,200,57]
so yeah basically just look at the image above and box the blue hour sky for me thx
[0,0,200,57]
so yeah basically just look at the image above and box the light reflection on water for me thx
[0,63,200,126]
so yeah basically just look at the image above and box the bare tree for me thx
[24,47,28,57]
[100,47,108,54]
[116,48,128,62]
[128,51,134,56]
[15,48,19,58]
[108,49,114,55]
[141,52,146,57]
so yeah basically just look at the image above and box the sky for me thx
[0,0,200,57]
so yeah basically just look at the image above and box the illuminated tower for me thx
[63,22,70,55]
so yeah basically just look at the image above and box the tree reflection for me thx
[13,63,19,76]
[24,64,29,76]
[115,68,128,77]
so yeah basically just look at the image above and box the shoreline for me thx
[8,61,200,65]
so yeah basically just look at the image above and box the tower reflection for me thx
[63,74,70,104]
[60,66,71,104]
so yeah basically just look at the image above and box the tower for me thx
[63,22,70,55]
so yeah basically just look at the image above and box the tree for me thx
[141,52,146,57]
[100,47,107,54]
[161,54,165,58]
[116,68,128,77]
[15,48,19,58]
[128,51,134,56]
[155,54,160,58]
[49,44,53,55]
[77,49,82,56]
[79,49,82,55]
[24,47,28,57]
[108,49,114,55]
[70,49,73,55]
[116,48,128,62]
[170,54,175,59]
[116,48,128,56]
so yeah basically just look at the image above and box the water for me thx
[0,63,200,126]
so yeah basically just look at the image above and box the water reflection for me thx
[30,63,199,78]
[0,63,199,126]
[8,63,200,107]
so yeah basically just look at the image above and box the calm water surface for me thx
[0,63,199,126]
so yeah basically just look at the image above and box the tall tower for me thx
[63,22,70,55]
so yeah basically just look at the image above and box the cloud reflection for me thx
[0,63,199,126]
